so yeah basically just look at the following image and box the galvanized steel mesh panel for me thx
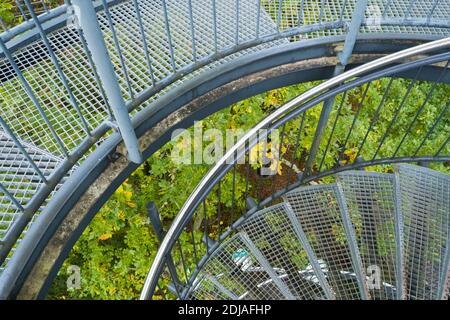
[0,131,63,240]
[0,27,108,156]
[238,203,327,299]
[97,0,282,100]
[283,184,364,299]
[191,234,290,300]
[396,164,450,300]
[337,171,398,299]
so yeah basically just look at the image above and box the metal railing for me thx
[140,38,450,299]
[0,0,449,294]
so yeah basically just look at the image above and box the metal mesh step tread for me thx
[188,165,450,300]
[336,170,402,299]
[395,164,450,300]
[0,130,78,274]
[0,131,64,241]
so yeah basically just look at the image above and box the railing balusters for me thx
[190,226,198,264]
[147,202,182,296]
[286,112,305,187]
[372,68,423,160]
[244,144,251,200]
[0,116,48,184]
[318,91,347,172]
[212,0,218,53]
[75,27,114,120]
[203,200,208,253]
[235,0,240,44]
[427,0,441,24]
[100,0,135,100]
[382,0,393,18]
[255,0,261,38]
[356,78,394,160]
[277,0,283,32]
[393,61,449,158]
[342,82,371,153]
[0,183,25,212]
[40,0,49,13]
[339,0,349,22]
[0,37,69,157]
[176,239,189,283]
[434,136,449,157]
[318,0,325,24]
[132,0,156,86]
[0,18,9,32]
[272,123,285,195]
[162,0,176,73]
[217,180,222,236]
[304,0,368,177]
[187,0,197,62]
[231,160,237,222]
[297,0,305,27]
[15,1,28,21]
[405,0,418,20]
[413,102,449,156]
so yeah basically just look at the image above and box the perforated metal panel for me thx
[395,164,450,300]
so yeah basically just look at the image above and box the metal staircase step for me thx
[98,0,289,99]
[0,130,73,275]
[189,274,238,300]
[395,164,450,300]
[337,170,404,299]
[187,233,295,300]
[283,184,369,299]
[238,203,334,299]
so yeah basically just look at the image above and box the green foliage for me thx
[0,1,16,27]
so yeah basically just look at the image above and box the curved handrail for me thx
[140,37,450,299]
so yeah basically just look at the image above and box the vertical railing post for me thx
[147,202,183,297]
[71,0,143,164]
[303,0,368,178]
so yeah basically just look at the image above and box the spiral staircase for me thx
[0,0,449,300]
[186,165,450,300]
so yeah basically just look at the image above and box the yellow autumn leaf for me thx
[344,148,357,163]
[126,201,136,208]
[98,233,112,241]
[124,191,132,199]
[249,142,261,164]
[269,159,283,175]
